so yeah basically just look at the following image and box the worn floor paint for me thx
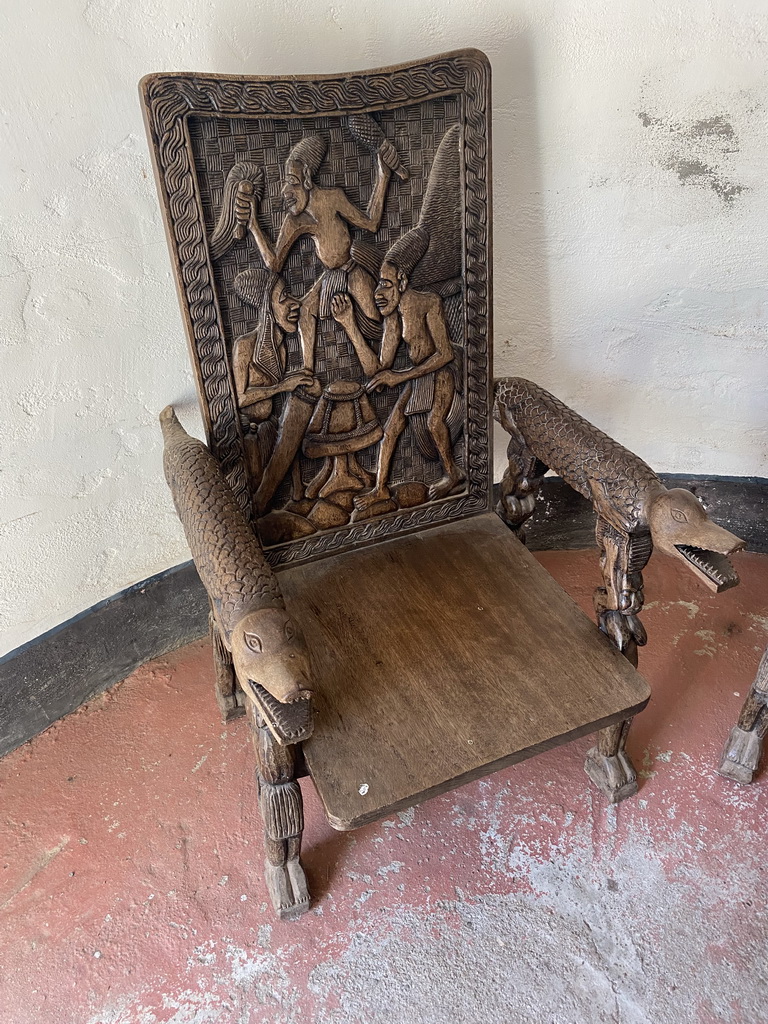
[1,549,767,1024]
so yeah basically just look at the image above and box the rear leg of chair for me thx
[718,648,768,785]
[495,434,546,544]
[247,703,311,920]
[585,718,638,804]
[210,612,244,722]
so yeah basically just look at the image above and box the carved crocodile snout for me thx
[231,607,313,703]
[648,488,745,592]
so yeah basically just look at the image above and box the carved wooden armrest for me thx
[159,406,313,745]
[493,377,745,665]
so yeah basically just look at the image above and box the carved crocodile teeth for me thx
[675,545,740,593]
[242,680,314,745]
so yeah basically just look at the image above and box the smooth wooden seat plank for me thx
[280,513,651,829]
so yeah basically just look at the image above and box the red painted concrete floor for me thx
[2,549,768,1024]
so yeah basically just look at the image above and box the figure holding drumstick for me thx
[230,117,406,375]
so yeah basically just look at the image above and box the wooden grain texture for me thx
[280,513,651,829]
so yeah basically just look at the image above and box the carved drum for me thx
[303,380,383,458]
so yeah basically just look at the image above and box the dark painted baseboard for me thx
[0,564,210,758]
[1,474,765,759]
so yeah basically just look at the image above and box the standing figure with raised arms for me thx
[234,129,399,373]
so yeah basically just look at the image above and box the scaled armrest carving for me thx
[160,406,313,744]
[493,377,745,663]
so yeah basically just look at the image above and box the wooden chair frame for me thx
[142,51,744,919]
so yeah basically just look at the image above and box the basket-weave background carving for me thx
[188,97,464,508]
[142,51,491,567]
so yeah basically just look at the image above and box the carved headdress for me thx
[285,135,327,179]
[209,161,264,260]
[382,123,462,290]
[383,226,430,278]
[233,269,284,386]
[410,123,462,290]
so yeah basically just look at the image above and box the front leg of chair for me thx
[593,518,649,667]
[585,719,638,804]
[718,647,768,785]
[247,702,311,920]
[585,519,648,802]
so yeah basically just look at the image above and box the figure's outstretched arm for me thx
[335,157,392,233]
[238,371,315,409]
[247,213,304,273]
[330,293,380,377]
[377,313,403,371]
[237,181,304,272]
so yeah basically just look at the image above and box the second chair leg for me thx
[718,648,768,785]
[247,703,311,920]
[585,718,638,804]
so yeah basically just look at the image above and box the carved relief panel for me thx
[142,51,491,567]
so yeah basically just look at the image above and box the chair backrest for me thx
[141,49,492,569]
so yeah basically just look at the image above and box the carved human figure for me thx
[235,133,393,373]
[232,269,313,489]
[251,279,386,517]
[352,228,466,510]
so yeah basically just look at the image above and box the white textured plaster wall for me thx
[2,1,767,655]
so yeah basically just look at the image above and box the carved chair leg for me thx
[495,435,546,544]
[247,702,310,920]
[585,718,638,804]
[585,519,648,803]
[210,611,244,722]
[593,519,649,668]
[718,648,768,784]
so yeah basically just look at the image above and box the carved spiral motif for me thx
[144,52,491,565]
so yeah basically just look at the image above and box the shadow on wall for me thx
[491,32,553,379]
[488,33,553,477]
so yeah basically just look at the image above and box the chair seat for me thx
[278,513,651,830]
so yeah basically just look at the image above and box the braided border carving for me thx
[142,51,491,567]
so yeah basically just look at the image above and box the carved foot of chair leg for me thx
[717,726,762,785]
[584,746,638,804]
[264,857,311,921]
[585,719,638,804]
[258,775,311,920]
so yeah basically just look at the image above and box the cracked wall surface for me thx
[2,0,767,654]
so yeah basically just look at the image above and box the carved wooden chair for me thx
[141,51,744,919]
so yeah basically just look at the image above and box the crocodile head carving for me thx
[231,607,314,744]
[648,488,745,592]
